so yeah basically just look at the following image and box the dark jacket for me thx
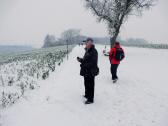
[79,45,99,77]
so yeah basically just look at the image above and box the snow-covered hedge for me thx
[0,45,74,108]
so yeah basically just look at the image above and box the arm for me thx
[109,48,114,63]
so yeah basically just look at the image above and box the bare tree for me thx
[61,29,81,45]
[83,0,156,47]
[61,29,81,59]
[43,34,56,48]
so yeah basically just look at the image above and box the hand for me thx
[77,57,80,62]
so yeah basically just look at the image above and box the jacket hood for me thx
[114,44,120,48]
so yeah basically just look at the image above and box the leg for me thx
[85,76,95,102]
[114,64,119,80]
[84,76,89,98]
[111,64,119,80]
[87,76,95,102]
[111,64,115,80]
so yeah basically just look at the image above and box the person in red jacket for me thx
[109,42,125,83]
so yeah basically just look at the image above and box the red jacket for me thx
[109,45,124,64]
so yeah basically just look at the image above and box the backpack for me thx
[115,48,124,61]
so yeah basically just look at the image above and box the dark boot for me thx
[85,100,94,104]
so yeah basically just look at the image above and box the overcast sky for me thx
[0,0,167,47]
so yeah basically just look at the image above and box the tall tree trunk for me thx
[110,33,118,48]
[110,14,125,47]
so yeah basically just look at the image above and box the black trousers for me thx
[84,76,95,102]
[111,64,119,80]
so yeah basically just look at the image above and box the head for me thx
[114,41,120,46]
[85,38,94,49]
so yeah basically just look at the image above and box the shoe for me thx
[113,79,118,83]
[83,95,88,99]
[85,100,94,104]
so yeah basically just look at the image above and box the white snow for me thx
[1,45,168,126]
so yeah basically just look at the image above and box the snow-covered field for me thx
[0,45,74,108]
[1,45,168,126]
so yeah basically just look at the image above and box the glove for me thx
[77,57,82,62]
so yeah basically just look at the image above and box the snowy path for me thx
[1,45,168,126]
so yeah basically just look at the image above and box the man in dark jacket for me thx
[109,42,125,83]
[77,38,99,104]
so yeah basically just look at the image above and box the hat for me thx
[86,37,94,43]
[115,41,120,45]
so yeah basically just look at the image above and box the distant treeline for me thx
[94,37,168,49]
[42,29,168,49]
[121,43,168,49]
[43,34,87,48]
